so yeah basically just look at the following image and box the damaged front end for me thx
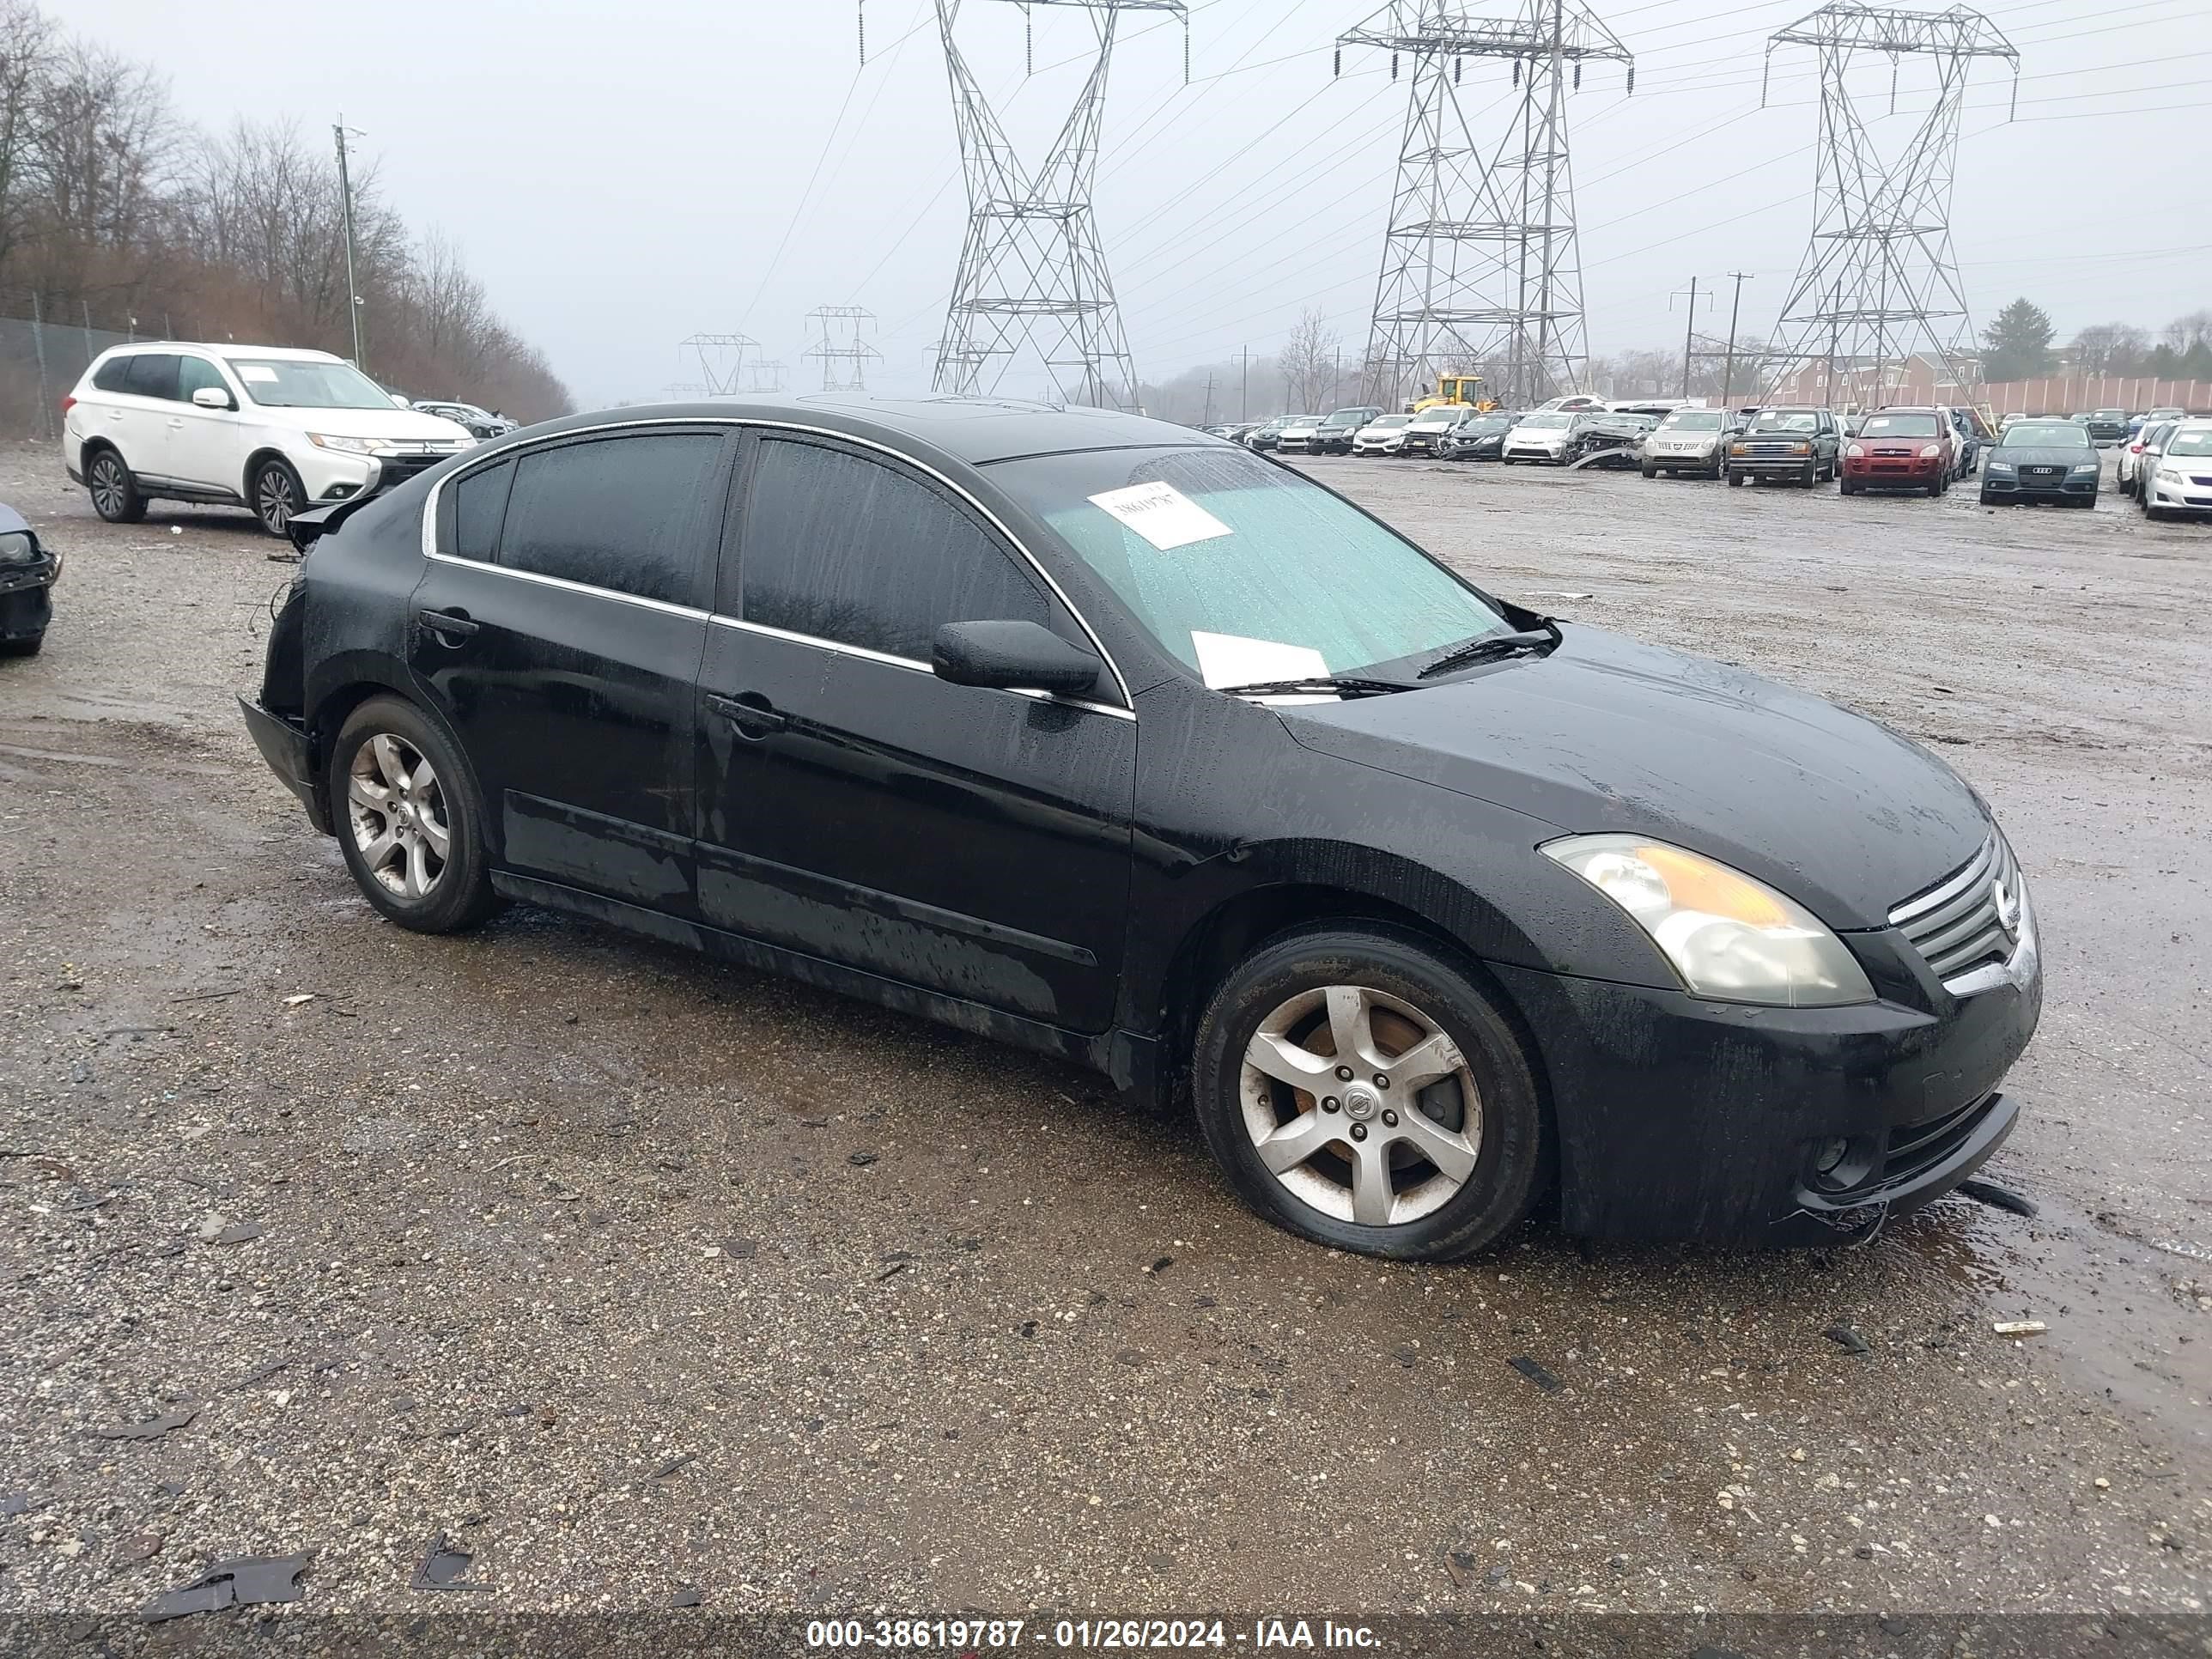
[0,503,61,653]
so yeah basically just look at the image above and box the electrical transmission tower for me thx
[805,307,883,391]
[678,333,786,396]
[1761,3,2019,409]
[900,0,1187,410]
[1338,0,1632,410]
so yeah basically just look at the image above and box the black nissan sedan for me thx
[240,398,2041,1260]
[1978,417,2100,507]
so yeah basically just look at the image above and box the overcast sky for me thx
[69,0,2211,406]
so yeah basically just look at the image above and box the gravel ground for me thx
[0,436,2206,1624]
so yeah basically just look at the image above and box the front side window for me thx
[501,432,721,605]
[738,437,1066,665]
[1860,412,1940,438]
[176,357,228,403]
[225,357,395,410]
[990,445,1509,685]
[123,353,180,401]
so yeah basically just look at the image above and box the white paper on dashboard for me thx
[1190,631,1330,696]
[1086,481,1233,551]
[236,365,279,383]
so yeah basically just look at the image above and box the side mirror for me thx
[933,620,1100,697]
[390,392,411,409]
[191,386,234,410]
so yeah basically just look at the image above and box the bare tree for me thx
[0,0,55,283]
[1280,307,1340,414]
[2072,322,2150,375]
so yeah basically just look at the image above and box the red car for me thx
[1840,407,1958,497]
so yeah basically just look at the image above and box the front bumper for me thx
[1730,451,1819,473]
[1649,447,1720,466]
[1353,439,1404,454]
[2145,470,2212,511]
[1981,470,2096,501]
[1491,928,2041,1243]
[1504,444,1565,462]
[1843,456,1943,484]
[238,694,331,834]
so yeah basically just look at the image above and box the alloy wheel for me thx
[257,466,299,536]
[90,456,127,518]
[347,733,450,901]
[1239,984,1481,1227]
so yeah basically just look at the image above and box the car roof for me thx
[509,395,1234,468]
[99,341,343,363]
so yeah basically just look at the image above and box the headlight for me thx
[1788,442,1810,454]
[2070,460,2098,474]
[307,433,386,455]
[2157,465,2184,483]
[1729,442,1747,456]
[1845,442,1864,459]
[1542,835,1876,1007]
[1986,459,2014,473]
[0,529,37,566]
[1918,444,1943,459]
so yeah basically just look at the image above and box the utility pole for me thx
[902,0,1188,409]
[333,118,366,371]
[1720,271,1752,409]
[1336,0,1633,410]
[1240,346,1249,422]
[1200,373,1215,426]
[1672,277,1711,400]
[1760,4,2018,405]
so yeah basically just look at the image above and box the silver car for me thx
[1275,415,1328,455]
[1638,408,1736,480]
[2119,420,2177,499]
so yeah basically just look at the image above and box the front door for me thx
[406,426,729,916]
[694,432,1136,1033]
[167,356,246,496]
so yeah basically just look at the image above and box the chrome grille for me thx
[1889,834,2022,985]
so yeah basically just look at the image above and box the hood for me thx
[1993,446,2094,466]
[1278,625,1988,929]
[1508,423,1571,441]
[257,405,473,443]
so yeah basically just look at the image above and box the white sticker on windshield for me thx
[1191,632,1328,692]
[1087,481,1232,551]
[236,365,278,383]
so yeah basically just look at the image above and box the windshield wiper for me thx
[1416,619,1563,681]
[1214,675,1409,699]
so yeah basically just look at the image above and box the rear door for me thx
[104,353,180,483]
[694,431,1137,1032]
[407,425,730,917]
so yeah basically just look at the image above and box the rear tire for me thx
[86,448,148,524]
[0,635,41,657]
[1191,924,1546,1261]
[328,696,499,934]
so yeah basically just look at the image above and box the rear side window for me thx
[450,459,514,562]
[499,432,722,606]
[123,354,180,400]
[92,356,132,393]
[734,437,1064,663]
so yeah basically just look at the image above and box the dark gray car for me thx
[1978,419,2100,507]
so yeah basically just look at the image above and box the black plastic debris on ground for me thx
[411,1530,491,1592]
[1958,1177,2039,1218]
[141,1553,312,1622]
[1824,1323,1872,1356]
[1509,1356,1562,1394]
[91,1409,197,1441]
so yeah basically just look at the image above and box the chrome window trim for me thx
[423,547,708,622]
[712,614,1135,722]
[419,413,1134,709]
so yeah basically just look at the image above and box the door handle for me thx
[416,607,479,645]
[708,690,787,738]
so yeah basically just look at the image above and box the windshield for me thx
[2000,422,2089,449]
[2167,429,2212,457]
[1460,415,1510,429]
[1323,410,1371,428]
[1519,412,1572,430]
[1411,410,1459,428]
[1367,414,1412,428]
[226,357,394,410]
[989,446,1508,684]
[1658,410,1724,432]
[1861,412,1939,438]
[1747,410,1819,433]
[2094,410,2125,420]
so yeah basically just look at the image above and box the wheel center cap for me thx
[1341,1085,1381,1121]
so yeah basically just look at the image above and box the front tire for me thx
[86,449,148,524]
[1726,467,1744,487]
[327,696,498,934]
[1191,925,1546,1261]
[252,458,307,539]
[0,635,42,657]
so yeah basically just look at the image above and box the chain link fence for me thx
[0,307,137,440]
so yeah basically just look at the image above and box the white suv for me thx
[63,343,475,538]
